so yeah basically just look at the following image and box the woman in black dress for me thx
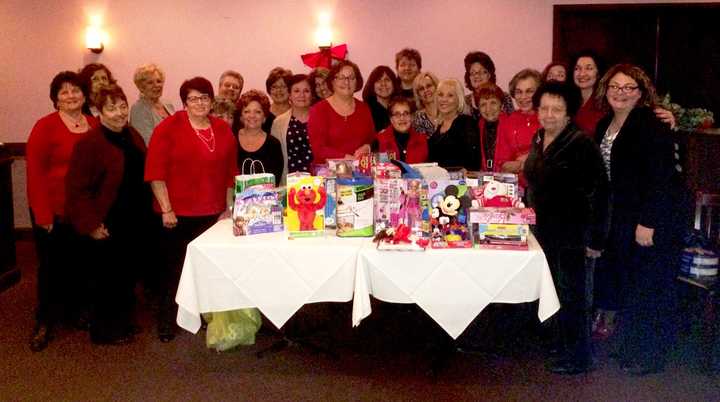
[236,90,284,185]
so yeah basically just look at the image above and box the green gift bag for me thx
[205,308,262,351]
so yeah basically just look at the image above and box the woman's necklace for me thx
[60,111,85,129]
[194,126,216,152]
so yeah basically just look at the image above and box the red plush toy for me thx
[288,185,327,231]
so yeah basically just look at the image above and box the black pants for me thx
[157,214,218,332]
[615,242,679,367]
[544,245,593,366]
[83,234,136,341]
[32,216,87,326]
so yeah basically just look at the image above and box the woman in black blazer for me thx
[594,64,685,376]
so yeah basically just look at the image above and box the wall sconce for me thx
[85,21,105,53]
[314,11,333,49]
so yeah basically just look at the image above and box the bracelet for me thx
[162,209,173,214]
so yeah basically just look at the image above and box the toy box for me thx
[472,223,530,250]
[336,176,374,237]
[232,187,283,236]
[286,175,326,237]
[469,208,536,225]
[359,152,396,176]
[425,179,474,248]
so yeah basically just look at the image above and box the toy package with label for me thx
[232,187,283,236]
[425,179,474,248]
[359,152,396,176]
[472,223,530,250]
[336,176,374,237]
[286,175,326,238]
[373,178,430,251]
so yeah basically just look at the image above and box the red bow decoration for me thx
[301,44,348,69]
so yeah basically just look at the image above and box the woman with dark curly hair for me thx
[145,76,237,342]
[362,65,400,131]
[308,60,375,163]
[462,51,514,119]
[78,63,116,116]
[26,71,100,351]
[237,90,283,186]
[593,64,685,375]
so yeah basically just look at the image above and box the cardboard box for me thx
[286,175,326,237]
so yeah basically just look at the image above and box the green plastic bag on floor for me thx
[205,308,262,351]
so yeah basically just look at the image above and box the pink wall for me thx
[1,0,702,144]
[1,0,705,228]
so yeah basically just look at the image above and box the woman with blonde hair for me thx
[129,63,175,144]
[427,78,480,169]
[411,71,440,136]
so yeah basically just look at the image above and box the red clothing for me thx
[26,112,99,225]
[65,126,147,235]
[144,111,237,216]
[307,98,376,163]
[493,111,540,187]
[376,126,428,164]
[574,98,606,135]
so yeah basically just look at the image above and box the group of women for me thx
[26,50,685,377]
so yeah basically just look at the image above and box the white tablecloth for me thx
[176,219,367,333]
[352,235,560,339]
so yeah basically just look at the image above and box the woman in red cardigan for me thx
[26,71,100,352]
[376,96,428,163]
[66,85,148,345]
[307,60,376,164]
[145,76,237,342]
[493,68,542,188]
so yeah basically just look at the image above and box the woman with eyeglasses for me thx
[493,69,542,187]
[376,96,428,163]
[144,76,237,342]
[462,51,514,120]
[594,64,684,376]
[308,60,375,164]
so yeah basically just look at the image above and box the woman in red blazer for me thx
[376,96,428,163]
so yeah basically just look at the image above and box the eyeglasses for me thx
[391,111,412,118]
[335,75,357,82]
[469,69,490,78]
[186,95,212,104]
[608,84,639,94]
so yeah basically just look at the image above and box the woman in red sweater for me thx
[376,96,428,163]
[308,60,376,164]
[26,71,100,351]
[145,77,237,342]
[493,68,542,187]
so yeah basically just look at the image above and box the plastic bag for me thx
[205,308,262,351]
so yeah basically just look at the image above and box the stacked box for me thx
[286,175,326,238]
[232,187,283,236]
[336,177,374,237]
[425,179,473,248]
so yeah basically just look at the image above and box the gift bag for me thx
[235,158,275,194]
[205,308,262,352]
